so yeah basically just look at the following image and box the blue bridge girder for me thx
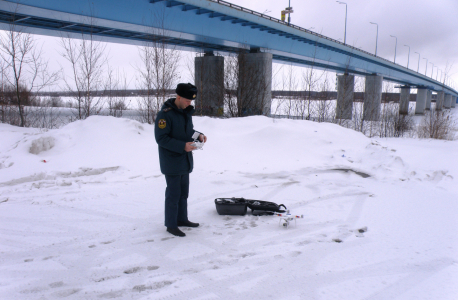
[0,0,456,97]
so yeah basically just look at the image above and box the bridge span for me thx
[0,0,456,118]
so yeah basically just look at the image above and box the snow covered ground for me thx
[0,111,457,299]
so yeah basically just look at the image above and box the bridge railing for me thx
[209,0,375,56]
[208,0,444,84]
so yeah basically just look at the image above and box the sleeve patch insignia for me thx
[158,119,167,129]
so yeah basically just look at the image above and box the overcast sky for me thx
[35,0,458,90]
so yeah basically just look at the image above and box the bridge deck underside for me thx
[0,0,456,96]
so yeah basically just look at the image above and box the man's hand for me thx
[185,142,197,152]
[199,134,207,143]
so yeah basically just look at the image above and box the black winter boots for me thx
[167,227,186,237]
[177,220,199,227]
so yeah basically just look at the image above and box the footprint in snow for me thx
[98,290,124,299]
[355,226,368,237]
[52,288,81,297]
[124,267,142,274]
[49,281,64,288]
[289,251,302,257]
[132,281,173,292]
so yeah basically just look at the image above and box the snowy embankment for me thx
[0,114,457,299]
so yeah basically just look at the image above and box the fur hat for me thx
[176,83,198,100]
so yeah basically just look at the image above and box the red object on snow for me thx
[42,160,47,163]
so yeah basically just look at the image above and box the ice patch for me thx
[29,136,55,154]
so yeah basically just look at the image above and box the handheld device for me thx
[191,132,204,150]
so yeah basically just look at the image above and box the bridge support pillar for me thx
[415,88,427,115]
[195,53,224,116]
[363,75,383,121]
[444,94,452,109]
[335,74,354,120]
[399,86,411,115]
[436,91,445,110]
[425,90,432,110]
[452,96,456,108]
[238,51,273,116]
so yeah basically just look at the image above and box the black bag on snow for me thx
[214,197,287,216]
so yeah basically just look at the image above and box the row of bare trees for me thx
[272,63,456,140]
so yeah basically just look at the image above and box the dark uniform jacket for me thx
[155,98,201,175]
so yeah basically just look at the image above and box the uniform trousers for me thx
[164,174,189,228]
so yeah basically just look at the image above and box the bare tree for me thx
[0,60,7,123]
[268,62,284,119]
[106,68,129,118]
[59,25,108,120]
[136,44,157,124]
[298,38,329,120]
[350,76,365,132]
[2,83,31,126]
[378,82,396,137]
[275,63,298,119]
[316,71,335,123]
[442,61,454,86]
[418,109,456,140]
[222,52,239,117]
[377,101,414,138]
[27,97,64,129]
[0,12,60,127]
[135,7,180,124]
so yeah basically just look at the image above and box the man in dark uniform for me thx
[155,83,207,237]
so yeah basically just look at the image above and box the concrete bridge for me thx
[0,0,456,118]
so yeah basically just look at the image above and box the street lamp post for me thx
[423,58,428,76]
[288,0,291,25]
[438,69,442,82]
[336,1,347,44]
[415,52,420,72]
[390,35,397,63]
[370,22,378,56]
[429,62,434,78]
[404,45,410,69]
